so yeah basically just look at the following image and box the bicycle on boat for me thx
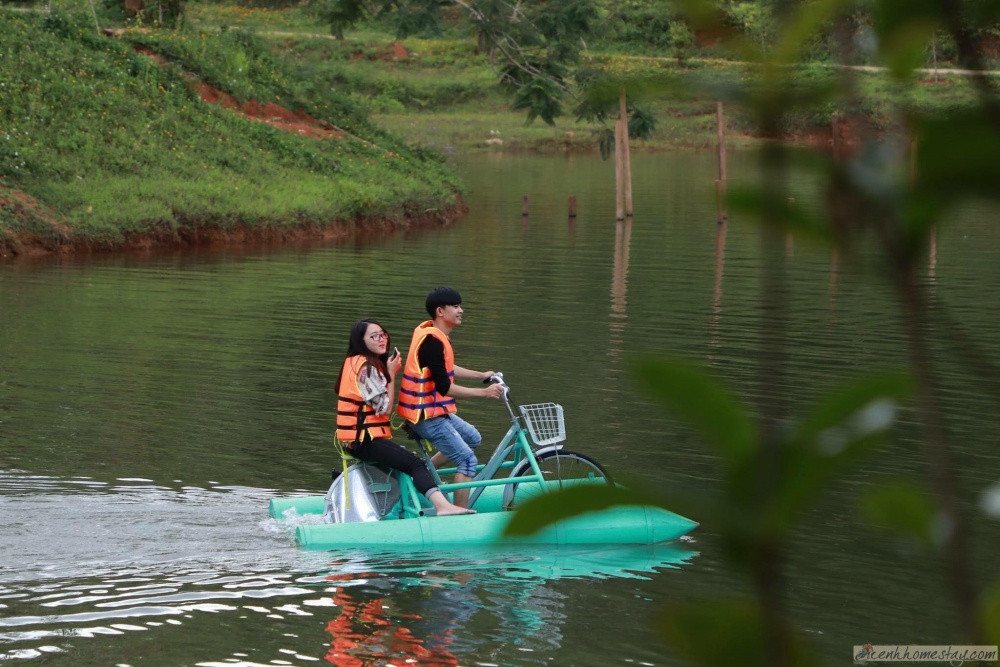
[324,373,611,523]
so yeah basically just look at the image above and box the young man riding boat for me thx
[396,288,503,508]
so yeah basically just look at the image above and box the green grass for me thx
[0,7,461,250]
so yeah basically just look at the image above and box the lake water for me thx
[1,151,999,666]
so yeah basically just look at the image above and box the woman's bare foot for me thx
[437,506,476,516]
[427,490,476,515]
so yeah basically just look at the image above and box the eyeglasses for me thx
[368,332,388,342]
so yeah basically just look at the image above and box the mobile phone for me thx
[392,347,400,358]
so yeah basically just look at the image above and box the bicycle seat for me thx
[399,423,437,459]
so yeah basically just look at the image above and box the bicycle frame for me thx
[395,375,558,517]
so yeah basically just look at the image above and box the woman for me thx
[334,319,474,516]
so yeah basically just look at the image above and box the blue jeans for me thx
[409,414,482,477]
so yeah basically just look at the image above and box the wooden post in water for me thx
[615,116,625,221]
[522,195,529,217]
[619,89,633,217]
[911,138,936,272]
[831,112,840,161]
[568,195,577,218]
[716,101,727,223]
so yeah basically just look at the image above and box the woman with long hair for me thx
[334,319,473,516]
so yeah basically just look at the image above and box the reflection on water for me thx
[317,544,695,666]
[828,248,839,316]
[929,227,938,279]
[710,220,727,356]
[0,466,696,664]
[610,218,633,332]
[324,583,464,666]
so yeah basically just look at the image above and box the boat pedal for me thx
[368,483,393,493]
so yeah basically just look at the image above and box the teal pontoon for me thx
[272,374,697,550]
[270,476,697,550]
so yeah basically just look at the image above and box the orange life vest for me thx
[336,355,392,443]
[396,321,456,423]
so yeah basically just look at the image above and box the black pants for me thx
[346,438,439,497]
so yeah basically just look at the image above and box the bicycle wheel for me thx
[502,449,611,510]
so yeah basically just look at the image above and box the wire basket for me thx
[519,403,566,446]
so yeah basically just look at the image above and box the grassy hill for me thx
[0,9,462,256]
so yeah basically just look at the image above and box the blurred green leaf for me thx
[671,0,731,36]
[631,358,756,467]
[728,186,833,242]
[965,0,1000,25]
[773,0,851,66]
[874,0,943,78]
[760,373,910,533]
[691,373,908,541]
[983,578,1000,646]
[794,372,911,444]
[577,73,691,113]
[915,110,1000,203]
[659,600,766,667]
[883,20,939,79]
[859,478,936,545]
[657,599,821,667]
[981,481,1000,519]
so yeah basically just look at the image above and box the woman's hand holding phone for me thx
[387,347,402,378]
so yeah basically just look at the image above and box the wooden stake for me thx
[619,89,633,217]
[831,112,840,160]
[716,101,727,183]
[615,117,625,221]
[568,195,577,218]
[522,195,529,217]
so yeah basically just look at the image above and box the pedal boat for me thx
[270,466,697,550]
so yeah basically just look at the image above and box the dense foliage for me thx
[501,0,1000,664]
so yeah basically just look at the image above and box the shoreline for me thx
[0,198,469,260]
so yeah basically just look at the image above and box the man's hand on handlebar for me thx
[480,372,505,399]
[482,383,504,399]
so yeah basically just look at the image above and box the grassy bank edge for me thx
[0,10,465,259]
[0,184,468,258]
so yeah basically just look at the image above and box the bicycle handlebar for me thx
[483,372,505,386]
[483,372,518,420]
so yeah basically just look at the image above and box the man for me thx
[396,287,504,508]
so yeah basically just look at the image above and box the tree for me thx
[313,0,657,145]
[507,0,1000,663]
